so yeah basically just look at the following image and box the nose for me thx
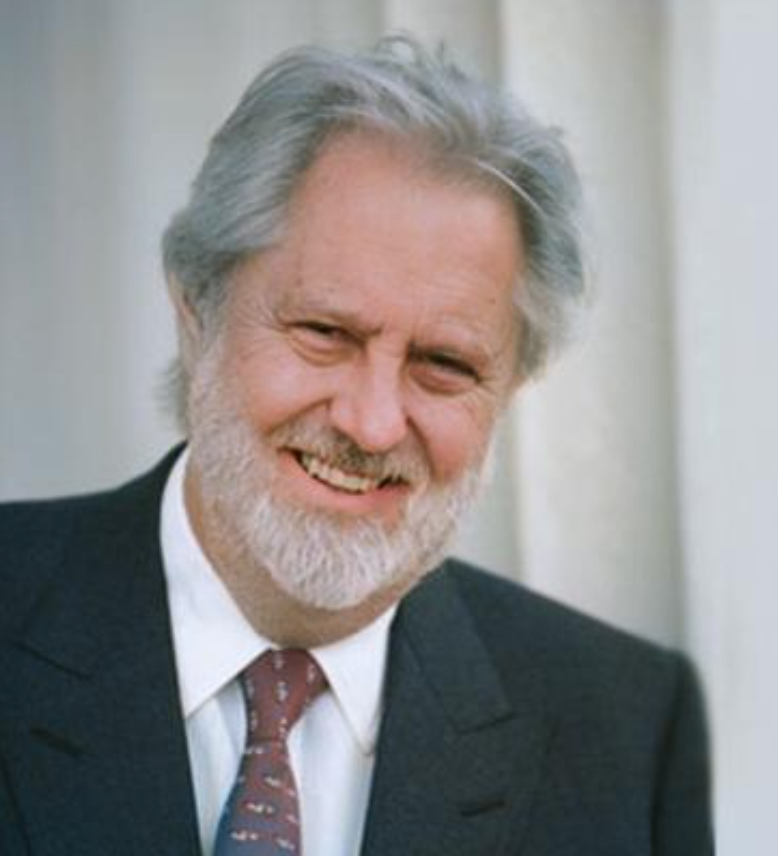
[329,358,409,454]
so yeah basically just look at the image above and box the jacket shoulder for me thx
[447,557,676,661]
[443,557,699,719]
[0,493,106,610]
[0,449,180,630]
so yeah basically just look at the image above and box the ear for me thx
[167,276,204,372]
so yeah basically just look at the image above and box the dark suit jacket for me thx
[0,450,713,855]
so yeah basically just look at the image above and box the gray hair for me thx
[162,35,585,420]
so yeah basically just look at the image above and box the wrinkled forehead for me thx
[287,126,522,228]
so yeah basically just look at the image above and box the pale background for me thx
[1,1,775,852]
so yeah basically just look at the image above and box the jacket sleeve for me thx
[652,654,715,855]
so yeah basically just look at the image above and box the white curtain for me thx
[1,1,775,850]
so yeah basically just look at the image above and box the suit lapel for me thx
[361,568,553,856]
[2,451,200,856]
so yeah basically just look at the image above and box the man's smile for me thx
[273,446,415,520]
[289,448,407,495]
[296,451,385,494]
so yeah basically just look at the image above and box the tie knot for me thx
[241,649,326,742]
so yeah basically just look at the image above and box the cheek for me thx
[229,344,333,431]
[413,398,496,482]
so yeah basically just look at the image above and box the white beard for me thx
[186,341,491,610]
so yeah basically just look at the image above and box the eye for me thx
[287,319,355,364]
[413,350,481,393]
[299,320,344,339]
[426,353,477,378]
[292,320,356,346]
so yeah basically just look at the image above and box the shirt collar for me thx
[312,603,395,755]
[160,449,395,755]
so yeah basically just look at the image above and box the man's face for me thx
[186,133,523,610]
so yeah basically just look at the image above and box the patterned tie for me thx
[214,649,327,855]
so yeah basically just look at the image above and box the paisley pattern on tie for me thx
[214,650,327,855]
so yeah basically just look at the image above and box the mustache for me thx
[270,422,430,485]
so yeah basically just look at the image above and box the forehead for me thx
[286,131,520,254]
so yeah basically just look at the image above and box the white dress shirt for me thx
[160,452,396,856]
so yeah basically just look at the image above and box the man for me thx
[0,36,711,856]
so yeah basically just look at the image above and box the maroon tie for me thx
[214,649,327,855]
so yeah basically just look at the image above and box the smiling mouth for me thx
[292,451,402,495]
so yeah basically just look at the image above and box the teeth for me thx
[299,453,381,494]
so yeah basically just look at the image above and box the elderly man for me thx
[0,37,711,856]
